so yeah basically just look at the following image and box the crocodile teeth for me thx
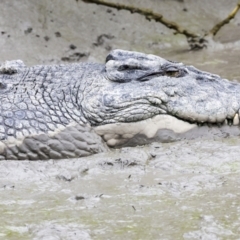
[233,113,239,126]
[197,115,239,127]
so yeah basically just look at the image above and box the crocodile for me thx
[0,49,240,160]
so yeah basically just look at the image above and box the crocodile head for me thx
[82,49,240,146]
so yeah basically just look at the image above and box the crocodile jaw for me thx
[94,115,197,147]
[94,114,240,147]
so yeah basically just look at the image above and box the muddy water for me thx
[163,43,240,82]
[1,48,240,239]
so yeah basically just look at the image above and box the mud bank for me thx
[0,137,240,239]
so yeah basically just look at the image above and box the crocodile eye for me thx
[165,70,180,77]
[164,66,181,77]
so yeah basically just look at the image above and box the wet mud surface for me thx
[1,136,240,239]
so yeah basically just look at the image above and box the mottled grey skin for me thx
[0,49,240,160]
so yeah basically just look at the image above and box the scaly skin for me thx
[0,49,240,160]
